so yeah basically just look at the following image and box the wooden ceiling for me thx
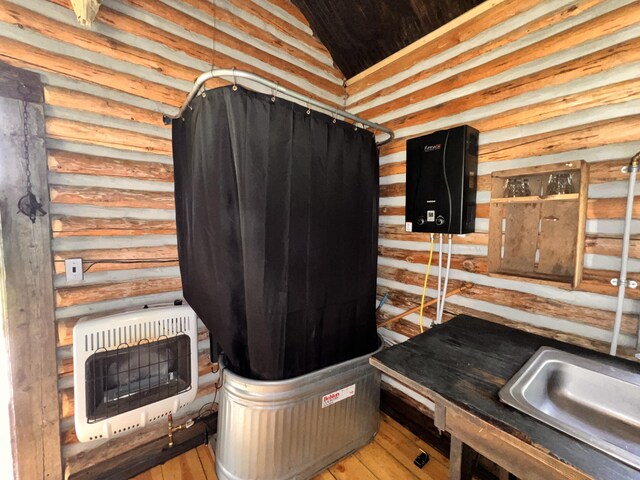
[292,0,485,79]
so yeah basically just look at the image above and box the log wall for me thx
[6,0,640,473]
[0,0,343,475]
[346,0,640,355]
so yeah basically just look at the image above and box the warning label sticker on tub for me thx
[321,384,356,408]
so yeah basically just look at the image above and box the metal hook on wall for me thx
[17,82,31,98]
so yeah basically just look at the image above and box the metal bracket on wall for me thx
[610,278,638,289]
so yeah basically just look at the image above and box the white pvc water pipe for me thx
[636,316,640,359]
[610,153,639,356]
[435,234,443,324]
[437,235,453,324]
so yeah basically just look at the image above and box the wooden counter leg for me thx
[497,465,510,480]
[449,436,476,480]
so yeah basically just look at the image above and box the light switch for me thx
[65,258,83,283]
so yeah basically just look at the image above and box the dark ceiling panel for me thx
[292,0,485,79]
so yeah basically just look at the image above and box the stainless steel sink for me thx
[500,347,640,470]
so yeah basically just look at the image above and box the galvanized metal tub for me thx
[215,340,383,480]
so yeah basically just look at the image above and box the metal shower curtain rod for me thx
[163,68,395,146]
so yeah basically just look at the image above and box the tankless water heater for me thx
[405,125,479,234]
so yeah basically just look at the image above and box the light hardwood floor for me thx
[131,413,449,480]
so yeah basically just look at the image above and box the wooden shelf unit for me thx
[488,161,589,288]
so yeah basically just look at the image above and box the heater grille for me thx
[73,305,199,442]
[85,334,191,423]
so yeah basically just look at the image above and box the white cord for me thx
[437,235,453,324]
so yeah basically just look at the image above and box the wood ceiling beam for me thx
[345,0,515,89]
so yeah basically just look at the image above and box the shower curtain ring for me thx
[332,109,337,124]
[306,101,311,115]
[271,83,278,103]
[232,67,238,91]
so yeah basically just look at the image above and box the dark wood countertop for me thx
[370,315,640,480]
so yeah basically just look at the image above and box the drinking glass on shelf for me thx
[504,178,531,197]
[546,174,559,195]
[546,172,574,195]
[557,173,574,194]
[504,178,518,197]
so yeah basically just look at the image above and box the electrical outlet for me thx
[65,258,83,283]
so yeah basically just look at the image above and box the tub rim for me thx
[219,335,383,389]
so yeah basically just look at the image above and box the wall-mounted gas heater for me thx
[405,125,479,234]
[73,305,199,442]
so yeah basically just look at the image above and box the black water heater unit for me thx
[405,125,479,234]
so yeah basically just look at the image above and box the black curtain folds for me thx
[172,86,379,380]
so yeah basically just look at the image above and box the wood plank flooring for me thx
[131,413,449,480]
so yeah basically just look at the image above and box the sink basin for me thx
[500,347,640,470]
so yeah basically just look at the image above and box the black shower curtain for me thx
[172,86,379,380]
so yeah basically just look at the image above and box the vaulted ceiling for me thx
[292,0,485,79]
